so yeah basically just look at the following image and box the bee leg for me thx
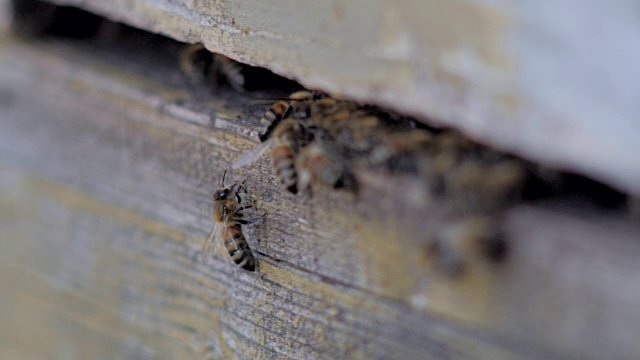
[235,178,249,203]
[235,205,253,212]
[248,213,267,224]
[301,190,315,225]
[232,210,266,225]
[233,206,253,218]
[233,216,264,225]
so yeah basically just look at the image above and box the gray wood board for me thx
[1,36,640,359]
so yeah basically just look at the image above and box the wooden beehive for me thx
[1,1,639,359]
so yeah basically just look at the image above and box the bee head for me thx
[214,169,236,200]
[214,185,234,201]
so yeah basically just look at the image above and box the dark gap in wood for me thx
[10,0,103,38]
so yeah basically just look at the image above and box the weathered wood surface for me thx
[26,0,640,196]
[1,35,640,359]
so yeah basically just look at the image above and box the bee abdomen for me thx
[223,224,255,271]
[259,101,289,142]
[272,146,298,194]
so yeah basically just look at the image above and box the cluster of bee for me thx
[201,89,535,273]
[231,90,375,196]
[178,42,536,274]
[203,91,388,270]
[249,91,529,208]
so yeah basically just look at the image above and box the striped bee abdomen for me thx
[271,145,298,194]
[223,223,255,271]
[259,101,290,142]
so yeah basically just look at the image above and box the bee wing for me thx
[231,139,272,170]
[200,222,220,263]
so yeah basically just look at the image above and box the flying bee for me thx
[179,43,245,91]
[201,171,262,271]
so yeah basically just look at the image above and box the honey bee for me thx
[434,155,527,213]
[179,43,245,91]
[288,97,382,158]
[257,90,324,142]
[212,54,245,92]
[271,118,306,194]
[232,117,306,195]
[369,129,433,171]
[236,91,325,193]
[426,216,507,278]
[201,171,262,271]
[424,131,481,195]
[340,115,383,152]
[179,44,214,81]
[296,142,354,195]
[236,91,364,195]
[313,105,362,126]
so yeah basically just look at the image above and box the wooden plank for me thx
[33,0,640,196]
[1,34,640,359]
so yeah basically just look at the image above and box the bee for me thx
[258,100,290,142]
[235,91,362,195]
[425,131,481,195]
[305,99,397,155]
[257,90,324,142]
[179,43,245,91]
[315,105,362,125]
[431,131,477,154]
[271,118,306,194]
[201,171,262,271]
[425,216,508,278]
[435,156,527,213]
[231,117,306,195]
[369,129,433,171]
[296,142,354,195]
[339,115,383,152]
[237,91,326,193]
[212,54,245,92]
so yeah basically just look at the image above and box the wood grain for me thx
[1,35,640,359]
[36,0,640,196]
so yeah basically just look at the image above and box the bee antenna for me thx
[221,169,228,187]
